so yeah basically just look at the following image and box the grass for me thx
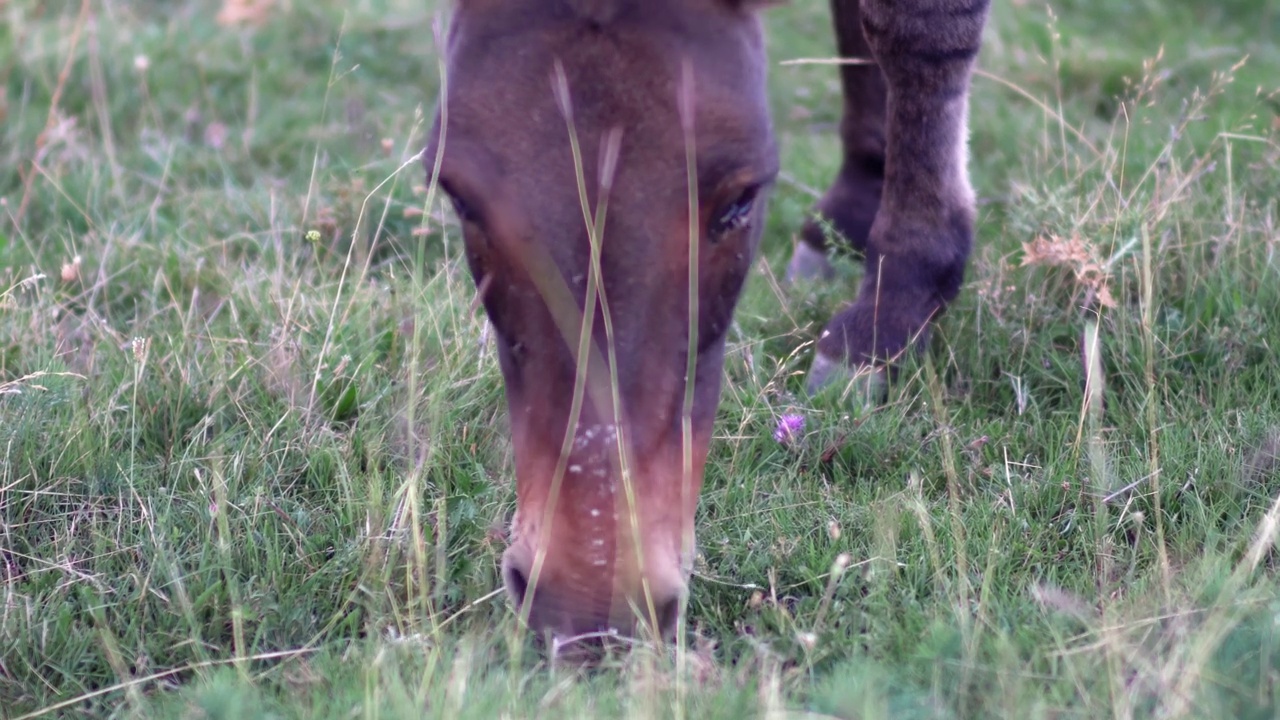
[2,0,1280,717]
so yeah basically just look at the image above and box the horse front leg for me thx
[807,0,990,393]
[786,0,887,283]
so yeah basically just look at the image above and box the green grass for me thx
[3,0,1280,717]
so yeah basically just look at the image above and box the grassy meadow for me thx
[3,0,1280,717]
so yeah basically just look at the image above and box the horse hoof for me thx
[785,241,835,284]
[806,351,887,407]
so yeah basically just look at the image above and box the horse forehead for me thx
[442,32,690,189]
[446,1,759,83]
[565,0,624,24]
[449,18,681,89]
[437,3,771,220]
[445,24,766,150]
[451,0,690,33]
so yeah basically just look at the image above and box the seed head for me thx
[131,337,150,365]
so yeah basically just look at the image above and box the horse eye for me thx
[709,185,760,240]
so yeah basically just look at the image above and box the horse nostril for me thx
[502,552,530,608]
[653,594,684,639]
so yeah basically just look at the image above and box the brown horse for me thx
[423,0,989,647]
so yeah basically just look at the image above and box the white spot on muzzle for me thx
[565,423,623,578]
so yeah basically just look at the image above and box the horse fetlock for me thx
[814,277,936,367]
[799,157,884,257]
[807,241,967,392]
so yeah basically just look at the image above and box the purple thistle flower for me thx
[774,413,806,446]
